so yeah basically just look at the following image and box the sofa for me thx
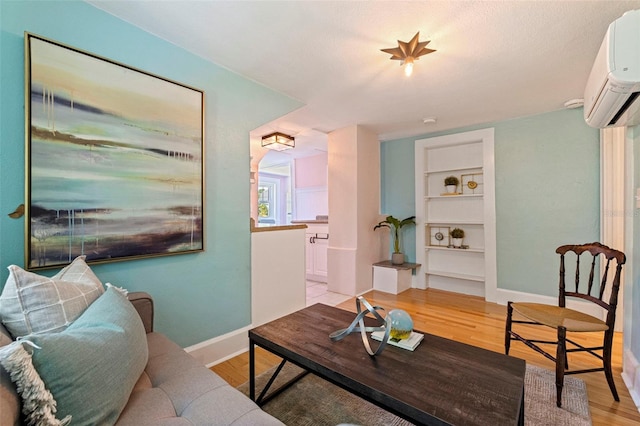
[1,290,283,425]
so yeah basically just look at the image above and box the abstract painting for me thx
[25,33,204,269]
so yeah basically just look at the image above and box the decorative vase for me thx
[445,184,457,194]
[391,253,405,265]
[387,309,413,341]
[452,238,463,248]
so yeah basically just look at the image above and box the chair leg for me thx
[603,330,620,401]
[556,327,566,407]
[505,302,513,355]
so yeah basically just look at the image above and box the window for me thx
[258,181,276,223]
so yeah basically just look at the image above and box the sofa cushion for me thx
[0,286,148,425]
[116,332,283,425]
[0,256,104,338]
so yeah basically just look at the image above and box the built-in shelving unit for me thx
[414,128,497,301]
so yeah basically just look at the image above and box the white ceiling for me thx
[88,0,640,164]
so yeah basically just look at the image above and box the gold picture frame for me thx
[427,225,450,247]
[461,173,484,195]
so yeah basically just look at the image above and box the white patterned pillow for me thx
[0,256,104,338]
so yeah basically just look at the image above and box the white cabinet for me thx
[251,227,307,327]
[414,129,497,301]
[372,261,420,294]
[305,224,328,282]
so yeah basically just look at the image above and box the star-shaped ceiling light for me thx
[381,32,436,77]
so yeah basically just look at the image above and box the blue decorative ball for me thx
[387,309,413,341]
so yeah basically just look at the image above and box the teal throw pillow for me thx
[27,286,148,425]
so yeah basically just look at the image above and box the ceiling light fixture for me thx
[381,32,436,77]
[261,132,295,151]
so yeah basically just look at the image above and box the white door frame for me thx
[600,126,626,332]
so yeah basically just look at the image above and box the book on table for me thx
[370,330,424,351]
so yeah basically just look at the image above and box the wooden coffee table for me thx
[249,303,525,426]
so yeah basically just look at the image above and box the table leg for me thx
[248,343,310,407]
[249,339,256,401]
[518,387,525,426]
[257,359,288,405]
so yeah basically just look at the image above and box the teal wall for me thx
[380,140,417,259]
[381,108,600,297]
[0,1,302,347]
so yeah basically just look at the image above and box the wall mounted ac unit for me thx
[584,9,640,128]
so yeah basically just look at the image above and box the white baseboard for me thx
[623,349,640,410]
[495,288,557,306]
[184,325,251,368]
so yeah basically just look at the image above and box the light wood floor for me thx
[211,288,640,425]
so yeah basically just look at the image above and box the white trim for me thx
[184,325,251,367]
[622,127,638,412]
[623,128,635,354]
[483,134,497,303]
[622,349,640,410]
[600,127,626,331]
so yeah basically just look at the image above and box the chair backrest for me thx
[556,242,626,324]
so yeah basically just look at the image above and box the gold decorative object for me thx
[381,32,436,76]
[8,204,25,219]
[462,173,484,195]
[427,225,450,247]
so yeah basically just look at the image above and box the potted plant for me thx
[444,176,459,194]
[374,215,416,265]
[450,227,465,248]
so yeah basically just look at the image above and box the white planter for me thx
[452,238,463,248]
[445,184,457,194]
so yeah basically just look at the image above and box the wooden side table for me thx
[372,261,421,294]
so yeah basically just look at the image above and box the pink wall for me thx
[295,153,327,188]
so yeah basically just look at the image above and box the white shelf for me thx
[426,221,484,226]
[424,166,483,175]
[426,246,484,253]
[426,270,484,282]
[425,194,483,200]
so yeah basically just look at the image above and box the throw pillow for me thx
[0,256,104,338]
[0,286,148,425]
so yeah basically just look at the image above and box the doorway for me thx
[258,161,291,226]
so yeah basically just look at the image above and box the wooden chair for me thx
[505,242,626,407]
